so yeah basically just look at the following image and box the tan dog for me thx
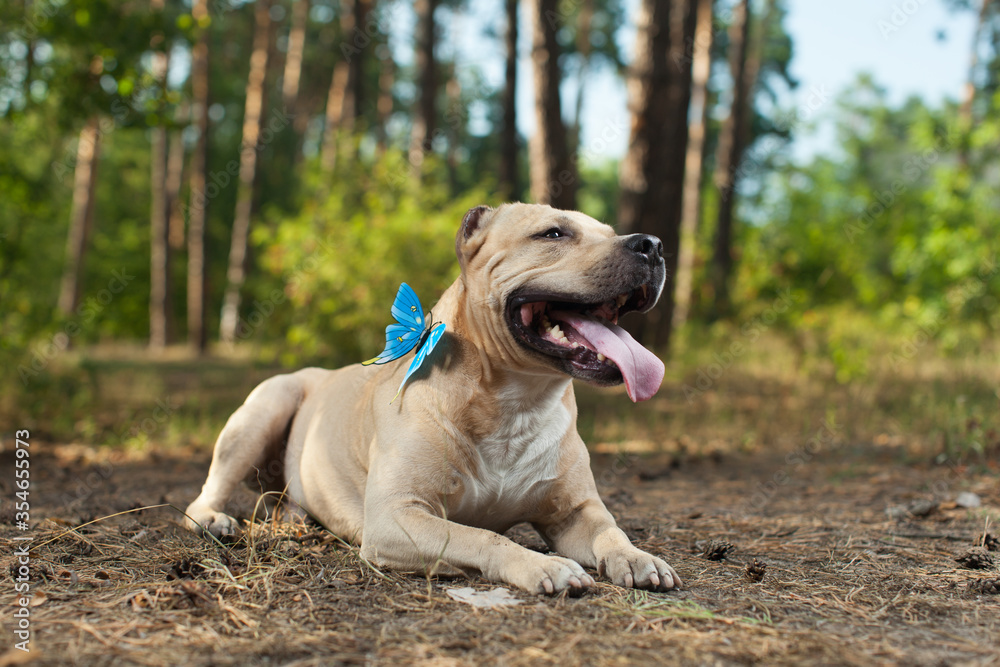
[185,203,681,594]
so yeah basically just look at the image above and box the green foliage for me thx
[0,108,69,350]
[556,0,627,71]
[721,76,1000,382]
[253,150,493,366]
[1,0,182,127]
[1,121,154,356]
[576,159,620,224]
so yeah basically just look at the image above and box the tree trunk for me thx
[166,108,188,251]
[570,0,594,156]
[498,0,519,200]
[958,0,991,166]
[709,0,763,318]
[672,0,714,329]
[187,0,211,353]
[220,0,273,344]
[617,0,697,350]
[322,0,369,170]
[150,0,172,350]
[375,42,394,154]
[445,74,462,194]
[58,116,101,317]
[282,0,309,112]
[528,0,576,209]
[409,0,439,172]
[322,60,350,170]
[22,0,34,99]
[150,131,172,348]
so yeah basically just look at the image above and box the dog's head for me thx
[454,203,665,402]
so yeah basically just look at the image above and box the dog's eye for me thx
[541,228,564,239]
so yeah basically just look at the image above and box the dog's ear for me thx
[455,205,493,268]
[459,205,490,240]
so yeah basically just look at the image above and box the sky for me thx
[446,0,979,165]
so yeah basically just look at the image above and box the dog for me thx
[185,203,681,594]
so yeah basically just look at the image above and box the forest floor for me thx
[1,346,999,666]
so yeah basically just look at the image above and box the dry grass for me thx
[1,441,998,666]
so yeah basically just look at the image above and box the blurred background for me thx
[1,0,997,460]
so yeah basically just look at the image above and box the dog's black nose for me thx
[623,234,663,263]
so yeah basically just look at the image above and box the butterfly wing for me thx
[363,283,427,365]
[390,282,425,330]
[363,324,422,365]
[390,322,446,403]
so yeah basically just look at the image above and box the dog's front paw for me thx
[599,547,682,591]
[184,504,241,542]
[513,554,595,595]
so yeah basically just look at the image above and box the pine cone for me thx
[701,539,736,561]
[969,577,1000,595]
[983,533,999,552]
[955,546,995,570]
[745,558,767,583]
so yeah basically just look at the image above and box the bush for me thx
[254,150,494,366]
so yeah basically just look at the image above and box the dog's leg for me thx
[184,373,306,540]
[360,508,594,595]
[533,452,683,591]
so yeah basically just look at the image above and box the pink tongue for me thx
[551,311,665,402]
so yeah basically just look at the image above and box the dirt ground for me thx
[1,437,998,667]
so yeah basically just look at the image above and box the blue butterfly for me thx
[363,283,446,403]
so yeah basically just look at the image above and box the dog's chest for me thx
[451,401,570,528]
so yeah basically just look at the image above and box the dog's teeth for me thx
[597,353,606,362]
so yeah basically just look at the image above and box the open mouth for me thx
[506,285,665,402]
